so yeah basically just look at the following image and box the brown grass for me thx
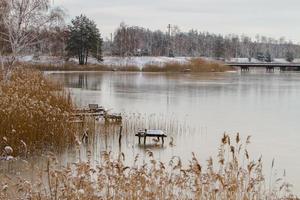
[24,62,113,71]
[20,61,141,72]
[0,134,297,199]
[22,58,233,73]
[143,58,233,72]
[0,68,76,155]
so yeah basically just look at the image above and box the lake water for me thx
[49,70,300,194]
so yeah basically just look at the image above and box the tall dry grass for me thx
[23,62,141,72]
[143,58,233,72]
[23,58,232,73]
[0,134,297,199]
[0,68,75,155]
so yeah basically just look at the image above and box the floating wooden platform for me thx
[135,130,167,145]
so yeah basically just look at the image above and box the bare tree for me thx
[0,0,64,78]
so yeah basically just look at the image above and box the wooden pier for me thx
[135,130,167,145]
[104,113,122,123]
[70,104,122,123]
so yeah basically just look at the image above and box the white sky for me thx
[55,0,300,43]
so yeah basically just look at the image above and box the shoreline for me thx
[22,58,234,73]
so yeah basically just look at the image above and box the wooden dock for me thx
[104,113,122,122]
[70,104,122,123]
[135,129,167,145]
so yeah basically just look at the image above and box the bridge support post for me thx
[266,66,274,72]
[241,66,249,71]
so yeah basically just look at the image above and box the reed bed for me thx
[23,58,233,73]
[21,62,141,72]
[0,68,76,155]
[142,58,233,73]
[23,62,113,72]
[0,134,297,199]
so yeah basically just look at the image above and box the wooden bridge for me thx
[225,62,300,71]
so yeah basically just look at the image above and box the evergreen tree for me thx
[255,52,265,62]
[285,51,294,62]
[66,15,103,65]
[213,36,225,59]
[264,51,272,62]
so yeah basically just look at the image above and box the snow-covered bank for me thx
[101,56,191,69]
[17,55,191,68]
[13,55,300,69]
[18,56,195,68]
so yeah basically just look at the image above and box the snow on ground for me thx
[14,55,300,68]
[227,58,261,63]
[102,56,190,69]
[19,55,64,64]
[18,55,191,68]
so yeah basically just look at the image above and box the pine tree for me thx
[264,51,272,62]
[255,52,265,62]
[66,15,103,65]
[285,51,294,62]
[213,36,225,59]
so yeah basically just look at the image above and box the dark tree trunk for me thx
[85,50,88,65]
[78,48,85,65]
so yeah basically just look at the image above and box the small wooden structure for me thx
[88,104,105,113]
[135,129,167,145]
[104,113,122,123]
[71,104,122,123]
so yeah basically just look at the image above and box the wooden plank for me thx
[88,104,99,110]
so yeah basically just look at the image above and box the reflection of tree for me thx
[58,73,104,90]
[78,74,87,89]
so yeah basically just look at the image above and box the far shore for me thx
[18,57,234,73]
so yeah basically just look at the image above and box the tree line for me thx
[1,0,300,71]
[108,23,300,62]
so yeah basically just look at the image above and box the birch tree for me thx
[0,0,64,77]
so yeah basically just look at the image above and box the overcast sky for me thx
[56,0,300,43]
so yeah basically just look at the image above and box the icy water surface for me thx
[49,70,300,193]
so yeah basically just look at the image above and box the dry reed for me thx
[0,68,75,155]
[0,134,297,199]
[23,58,233,73]
[143,58,233,73]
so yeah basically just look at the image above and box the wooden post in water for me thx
[144,135,147,145]
[119,125,123,147]
[144,129,147,145]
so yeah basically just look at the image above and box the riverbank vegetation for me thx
[24,58,233,73]
[142,58,233,72]
[0,68,75,156]
[0,134,297,199]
